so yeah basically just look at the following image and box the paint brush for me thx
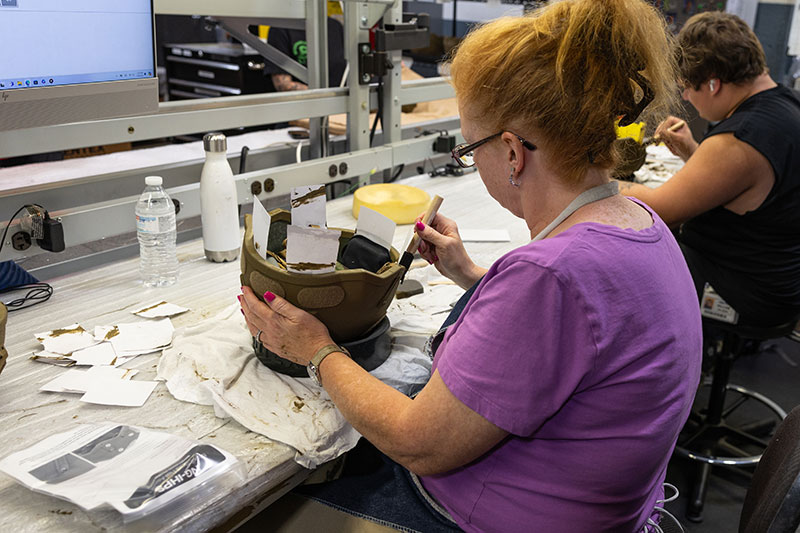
[641,119,687,147]
[399,195,443,281]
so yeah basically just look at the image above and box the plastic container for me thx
[352,183,430,224]
[200,132,240,262]
[135,176,178,287]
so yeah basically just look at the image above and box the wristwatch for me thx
[307,344,350,386]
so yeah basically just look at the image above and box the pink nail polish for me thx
[264,291,276,302]
[415,221,425,231]
[237,295,241,302]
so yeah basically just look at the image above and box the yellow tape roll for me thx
[352,184,431,224]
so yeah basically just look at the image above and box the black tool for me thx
[399,195,443,281]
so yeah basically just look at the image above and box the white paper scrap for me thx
[290,184,327,228]
[114,347,164,358]
[286,225,341,274]
[108,318,174,354]
[40,366,138,393]
[132,301,189,318]
[356,206,396,251]
[459,229,511,242]
[34,324,98,355]
[112,349,164,368]
[70,342,118,366]
[252,198,272,261]
[30,350,76,366]
[93,325,118,342]
[80,380,158,407]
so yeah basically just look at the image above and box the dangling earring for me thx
[509,167,520,187]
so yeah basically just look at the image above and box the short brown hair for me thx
[449,0,678,183]
[677,12,767,89]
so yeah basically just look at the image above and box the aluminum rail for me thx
[0,80,455,159]
[1,129,462,269]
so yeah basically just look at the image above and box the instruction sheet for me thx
[0,423,244,523]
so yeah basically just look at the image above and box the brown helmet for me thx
[240,209,403,375]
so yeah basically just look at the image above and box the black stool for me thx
[676,316,798,522]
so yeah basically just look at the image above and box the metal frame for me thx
[0,0,460,274]
[675,380,788,466]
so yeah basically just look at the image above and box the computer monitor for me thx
[0,0,158,131]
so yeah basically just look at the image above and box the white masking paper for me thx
[355,206,396,251]
[251,198,272,261]
[285,225,341,274]
[290,184,327,228]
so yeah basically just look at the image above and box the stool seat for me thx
[700,316,797,341]
[677,315,799,523]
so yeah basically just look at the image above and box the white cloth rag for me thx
[157,297,443,469]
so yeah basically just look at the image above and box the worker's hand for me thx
[415,213,486,290]
[655,116,698,162]
[239,286,334,367]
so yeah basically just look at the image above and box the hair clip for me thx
[618,71,655,127]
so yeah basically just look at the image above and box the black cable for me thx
[387,164,405,183]
[0,204,41,257]
[239,145,250,174]
[1,282,53,312]
[369,76,385,147]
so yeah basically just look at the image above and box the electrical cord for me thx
[0,204,42,257]
[369,76,385,147]
[387,163,405,183]
[1,282,53,312]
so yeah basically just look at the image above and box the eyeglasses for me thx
[451,131,536,168]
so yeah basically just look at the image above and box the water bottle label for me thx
[137,215,162,234]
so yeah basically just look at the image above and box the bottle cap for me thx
[145,176,163,186]
[203,132,227,153]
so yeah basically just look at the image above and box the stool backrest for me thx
[739,405,800,533]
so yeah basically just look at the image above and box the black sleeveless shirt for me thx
[680,85,800,313]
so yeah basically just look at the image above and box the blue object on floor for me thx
[0,261,39,291]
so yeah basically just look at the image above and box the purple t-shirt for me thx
[421,204,702,532]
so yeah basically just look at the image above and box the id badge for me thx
[700,283,739,324]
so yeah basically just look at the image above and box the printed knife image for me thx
[28,426,140,484]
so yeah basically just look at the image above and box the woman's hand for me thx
[655,116,698,162]
[415,213,486,289]
[239,286,334,366]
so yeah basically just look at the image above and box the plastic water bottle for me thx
[135,176,178,287]
[200,132,240,262]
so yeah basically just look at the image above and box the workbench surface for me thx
[0,172,526,532]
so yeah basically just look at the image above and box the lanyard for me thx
[531,181,620,241]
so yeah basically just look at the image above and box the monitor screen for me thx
[0,0,158,131]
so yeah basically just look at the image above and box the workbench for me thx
[0,171,528,532]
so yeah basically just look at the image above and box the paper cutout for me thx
[290,185,327,228]
[40,366,138,393]
[252,198,272,261]
[70,343,118,366]
[93,325,119,343]
[108,318,174,354]
[356,206,396,251]
[132,301,189,318]
[285,225,341,274]
[30,351,76,367]
[34,324,98,355]
[80,380,158,407]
